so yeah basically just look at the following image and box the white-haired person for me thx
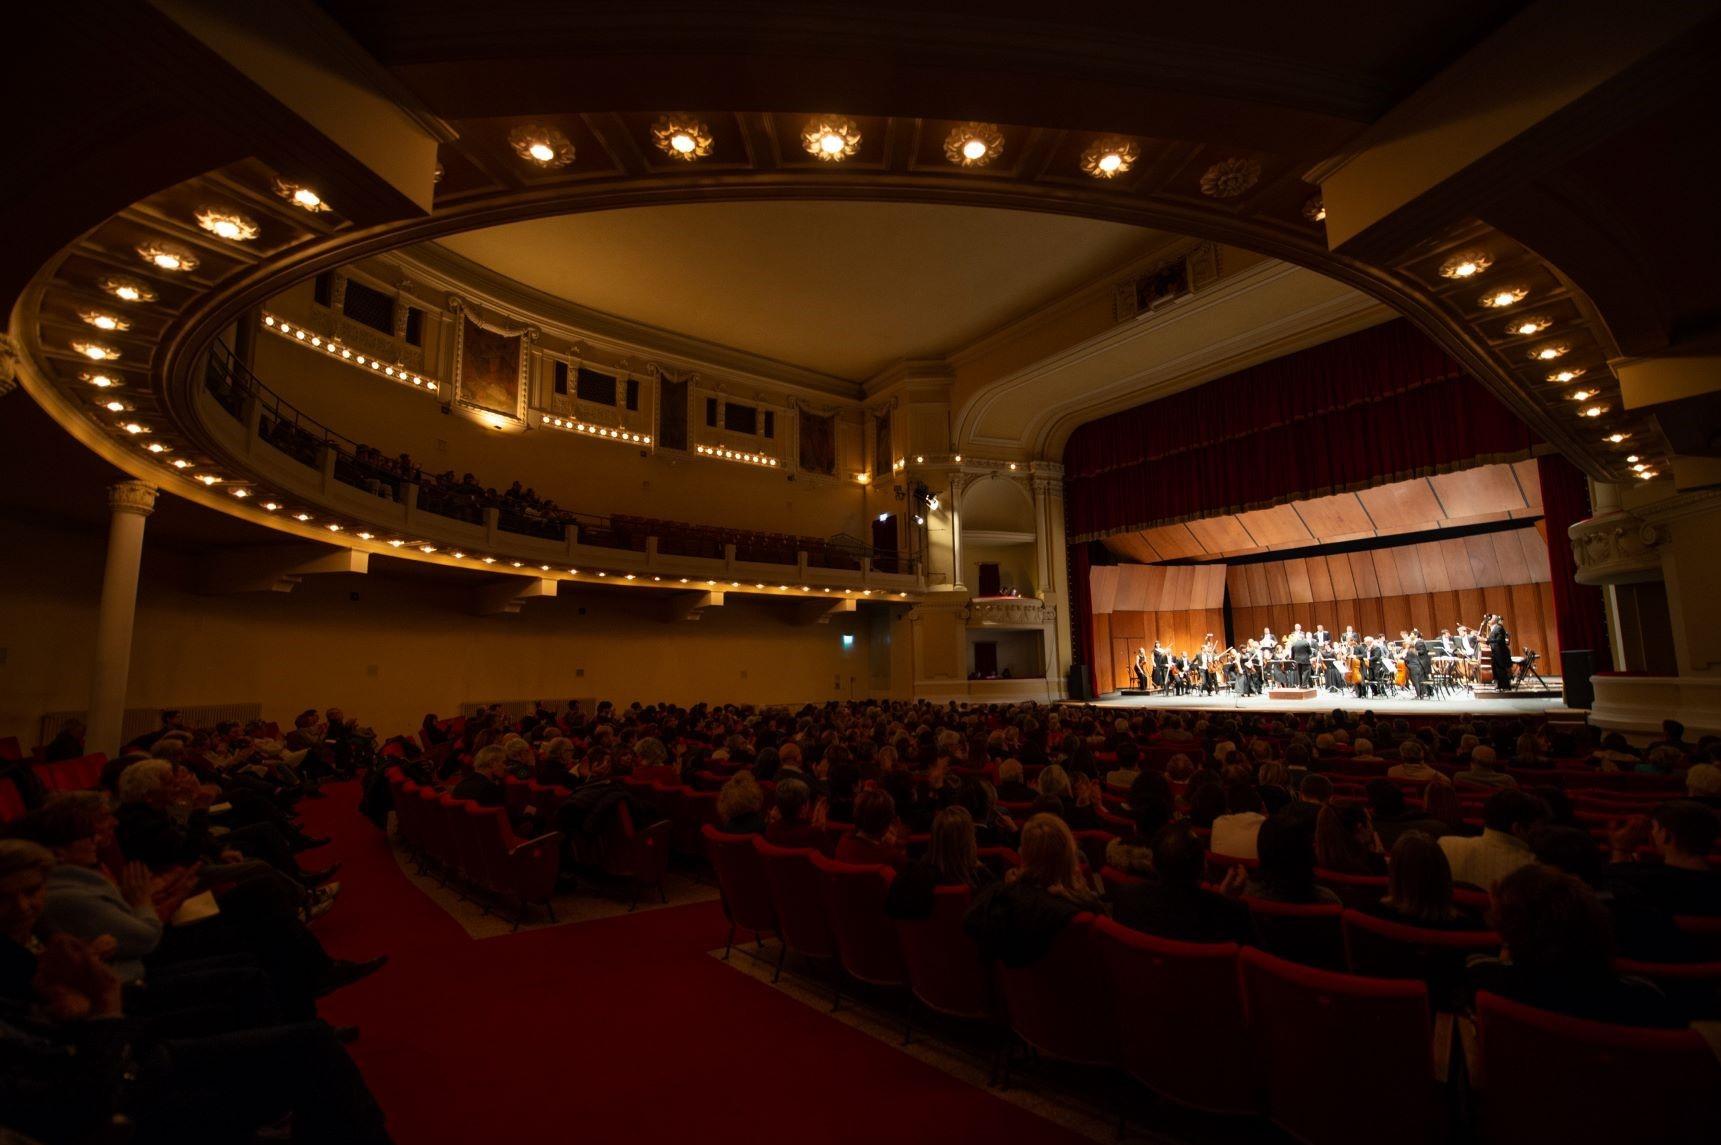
[452,744,509,808]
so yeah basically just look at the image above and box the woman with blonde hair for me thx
[717,771,766,835]
[884,805,995,920]
[963,814,1104,965]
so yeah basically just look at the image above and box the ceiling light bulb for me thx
[103,399,124,412]
[122,422,146,434]
[1569,389,1596,402]
[147,442,166,453]
[357,532,373,540]
[390,540,406,547]
[1580,404,1608,418]
[86,373,117,387]
[195,208,259,242]
[1080,136,1138,179]
[962,139,987,160]
[671,133,696,153]
[262,502,280,511]
[1548,368,1584,384]
[1533,344,1569,361]
[420,545,436,553]
[1606,433,1628,443]
[231,487,249,498]
[294,513,311,522]
[1511,317,1551,336]
[1439,251,1491,279]
[171,459,190,469]
[1480,287,1527,309]
[137,242,197,272]
[1638,470,1657,480]
[944,122,1003,167]
[293,188,321,208]
[801,116,861,161]
[1631,462,1647,472]
[508,124,575,168]
[1099,153,1122,173]
[198,475,219,485]
[99,276,155,303]
[75,341,118,361]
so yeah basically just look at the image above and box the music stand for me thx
[1514,649,1550,691]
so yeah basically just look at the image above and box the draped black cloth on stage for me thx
[1062,319,1544,696]
[1062,319,1539,543]
[1537,452,1613,673]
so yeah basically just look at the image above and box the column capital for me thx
[107,480,158,517]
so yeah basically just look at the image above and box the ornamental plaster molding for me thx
[1568,510,1663,586]
[107,480,159,517]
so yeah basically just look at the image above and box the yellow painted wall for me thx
[0,519,906,746]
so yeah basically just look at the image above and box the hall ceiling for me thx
[1100,460,1545,563]
[432,203,1160,382]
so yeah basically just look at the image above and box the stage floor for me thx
[1071,685,1575,719]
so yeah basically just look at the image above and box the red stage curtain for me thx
[1537,453,1614,673]
[1063,319,1539,541]
[1069,542,1094,697]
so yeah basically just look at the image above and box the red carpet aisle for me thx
[300,784,1091,1145]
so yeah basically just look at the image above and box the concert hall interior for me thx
[3,3,1721,1144]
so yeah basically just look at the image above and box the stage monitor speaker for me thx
[1560,650,1595,709]
[1067,664,1094,702]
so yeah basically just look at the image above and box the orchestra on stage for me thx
[1128,614,1542,700]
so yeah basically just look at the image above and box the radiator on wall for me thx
[37,703,264,753]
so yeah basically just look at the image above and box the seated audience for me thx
[1467,864,1683,1028]
[964,814,1105,965]
[995,758,1035,803]
[717,771,767,835]
[1455,745,1517,789]
[1367,831,1483,929]
[1112,824,1250,944]
[1386,740,1442,783]
[451,745,508,808]
[834,788,907,868]
[1209,780,1266,860]
[1440,789,1544,889]
[1245,811,1340,904]
[884,806,996,919]
[764,778,822,848]
[1366,780,1450,848]
[1314,802,1385,875]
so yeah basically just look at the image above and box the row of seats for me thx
[385,768,672,918]
[702,828,1721,1145]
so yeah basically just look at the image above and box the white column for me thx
[87,481,157,756]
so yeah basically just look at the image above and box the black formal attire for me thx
[1198,649,1219,695]
[1151,649,1169,690]
[1289,636,1313,687]
[1321,645,1346,691]
[1366,643,1388,697]
[1488,621,1513,691]
[1407,639,1430,698]
[1133,654,1149,690]
[1113,880,1252,944]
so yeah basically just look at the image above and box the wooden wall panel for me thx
[1327,554,1358,600]
[1266,562,1293,607]
[1394,546,1428,595]
[1373,550,1405,597]
[1417,541,1453,593]
[1227,566,1252,609]
[1431,590,1460,633]
[1307,556,1335,602]
[1492,531,1532,586]
[1246,564,1271,608]
[1350,552,1381,598]
[1382,596,1413,639]
[1285,558,1314,605]
[1465,537,1502,588]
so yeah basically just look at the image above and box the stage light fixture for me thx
[1080,137,1137,178]
[802,116,861,161]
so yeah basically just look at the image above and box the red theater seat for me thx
[810,852,908,994]
[1474,990,1721,1145]
[1240,947,1440,1145]
[895,885,992,1024]
[995,914,1116,1081]
[1093,918,1256,1116]
[1241,897,1345,969]
[754,838,837,982]
[703,825,777,957]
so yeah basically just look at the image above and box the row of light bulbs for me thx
[260,313,439,391]
[505,115,1162,182]
[695,443,778,467]
[1433,246,1659,470]
[545,416,651,445]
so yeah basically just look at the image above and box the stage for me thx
[1072,684,1577,720]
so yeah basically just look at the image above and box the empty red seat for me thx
[703,825,777,957]
[467,803,562,930]
[810,852,907,993]
[1093,917,1256,1115]
[995,914,1116,1080]
[754,837,837,981]
[1474,990,1721,1145]
[0,777,25,824]
[569,801,670,909]
[895,885,992,1024]
[1240,946,1440,1145]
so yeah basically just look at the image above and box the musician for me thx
[1288,626,1313,688]
[1321,639,1347,691]
[1486,614,1513,692]
[1341,625,1359,646]
[1169,650,1191,696]
[1151,641,1169,691]
[1233,642,1262,697]
[1404,629,1430,700]
[1453,625,1476,658]
[1132,646,1149,691]
[1312,622,1331,648]
[1365,635,1388,698]
[1260,628,1286,686]
[1198,636,1219,696]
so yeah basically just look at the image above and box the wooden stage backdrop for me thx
[1089,525,1559,695]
